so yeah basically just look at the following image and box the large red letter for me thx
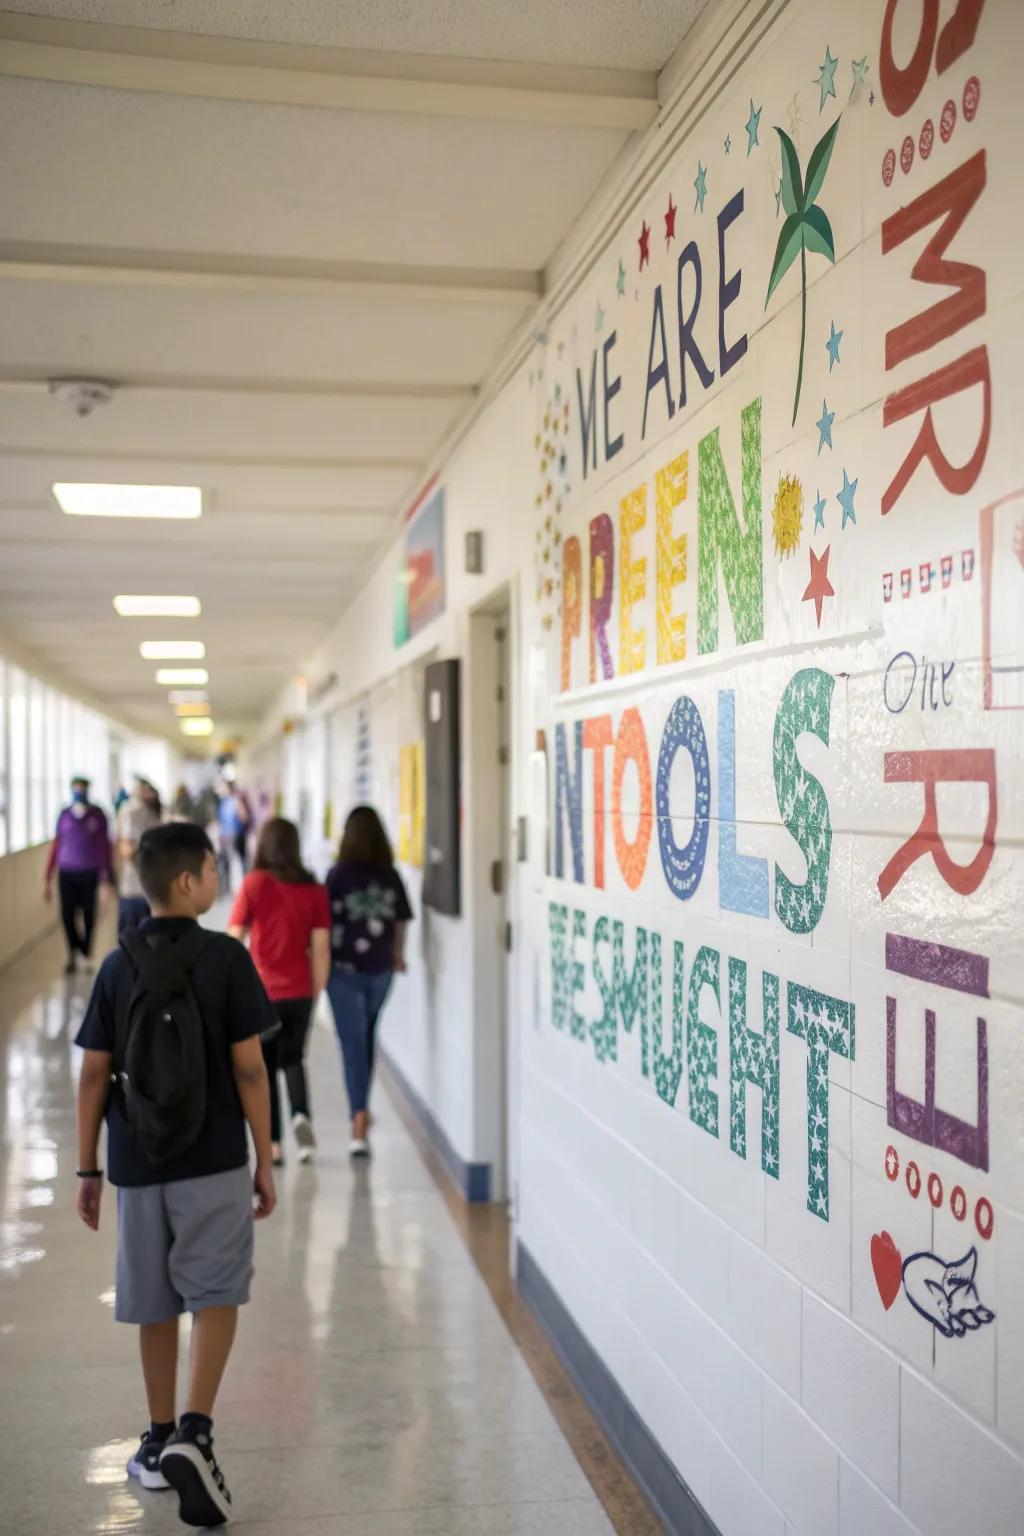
[877,749,997,899]
[883,152,987,370]
[561,536,582,693]
[583,715,613,889]
[880,0,986,116]
[589,513,615,683]
[882,345,991,514]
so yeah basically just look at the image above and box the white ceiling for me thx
[0,1,710,748]
[1,0,709,70]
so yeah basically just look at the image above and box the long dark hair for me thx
[337,805,393,868]
[254,816,314,883]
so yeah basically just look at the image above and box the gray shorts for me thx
[115,1165,254,1325]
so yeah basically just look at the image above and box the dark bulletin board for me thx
[423,659,461,916]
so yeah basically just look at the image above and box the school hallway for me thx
[0,914,640,1536]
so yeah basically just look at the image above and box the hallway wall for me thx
[0,844,54,970]
[258,3,1024,1533]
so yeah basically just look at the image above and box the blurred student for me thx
[325,807,412,1157]
[75,822,277,1527]
[228,818,330,1167]
[215,785,250,892]
[116,777,162,933]
[44,775,113,974]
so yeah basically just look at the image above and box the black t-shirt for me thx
[326,860,413,975]
[75,917,276,1187]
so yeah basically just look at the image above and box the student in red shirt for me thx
[227,818,330,1166]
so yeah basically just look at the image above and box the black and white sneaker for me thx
[127,1430,171,1490]
[160,1424,232,1527]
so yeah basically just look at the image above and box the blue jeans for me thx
[327,970,393,1117]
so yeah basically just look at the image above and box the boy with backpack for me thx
[75,822,278,1528]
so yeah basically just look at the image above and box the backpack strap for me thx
[114,926,214,1069]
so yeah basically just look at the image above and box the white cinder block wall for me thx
[258,2,1024,1531]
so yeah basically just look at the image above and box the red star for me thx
[638,219,650,270]
[664,194,677,246]
[802,544,835,627]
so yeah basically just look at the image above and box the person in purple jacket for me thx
[44,776,113,974]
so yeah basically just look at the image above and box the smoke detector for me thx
[48,378,117,417]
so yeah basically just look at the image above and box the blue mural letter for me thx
[554,720,584,883]
[656,695,710,900]
[717,689,769,915]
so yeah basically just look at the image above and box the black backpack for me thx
[114,927,214,1165]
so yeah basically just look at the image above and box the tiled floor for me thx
[0,918,622,1535]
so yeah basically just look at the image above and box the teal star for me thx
[615,259,626,298]
[724,133,731,154]
[850,57,869,97]
[816,399,835,454]
[816,46,838,111]
[693,160,708,213]
[837,468,858,527]
[813,490,826,530]
[826,321,843,371]
[745,99,762,154]
[595,301,605,333]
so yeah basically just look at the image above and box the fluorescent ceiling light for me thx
[167,689,208,705]
[54,483,202,519]
[156,667,209,686]
[113,595,201,617]
[140,640,206,661]
[175,702,211,717]
[181,717,215,737]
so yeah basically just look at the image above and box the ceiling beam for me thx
[0,444,423,473]
[0,372,477,403]
[0,242,542,309]
[0,15,658,131]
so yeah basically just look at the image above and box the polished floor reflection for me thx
[0,922,617,1535]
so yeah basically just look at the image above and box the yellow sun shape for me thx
[772,473,803,558]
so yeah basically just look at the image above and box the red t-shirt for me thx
[228,871,330,1001]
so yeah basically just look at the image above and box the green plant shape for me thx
[765,117,840,427]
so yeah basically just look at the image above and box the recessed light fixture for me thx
[140,641,206,661]
[167,689,209,705]
[181,717,215,737]
[156,668,209,686]
[175,702,211,717]
[54,483,202,519]
[113,595,202,617]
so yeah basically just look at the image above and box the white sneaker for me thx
[127,1431,171,1491]
[292,1113,316,1163]
[349,1137,370,1158]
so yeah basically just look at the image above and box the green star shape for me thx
[693,160,708,213]
[745,99,761,154]
[615,259,626,298]
[850,56,869,96]
[816,46,838,111]
[813,489,826,530]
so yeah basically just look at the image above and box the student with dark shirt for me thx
[325,806,412,1157]
[44,775,113,973]
[75,823,277,1529]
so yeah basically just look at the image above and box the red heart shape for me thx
[871,1230,903,1311]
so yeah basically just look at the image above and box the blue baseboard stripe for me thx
[516,1242,721,1536]
[380,1047,491,1203]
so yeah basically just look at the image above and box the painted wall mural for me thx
[528,0,1022,1469]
